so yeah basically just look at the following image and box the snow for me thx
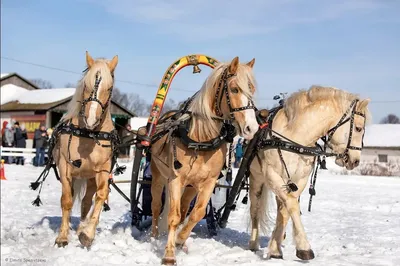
[0,84,29,105]
[0,86,76,105]
[364,124,400,147]
[1,73,11,79]
[17,88,76,104]
[130,117,149,130]
[1,163,400,266]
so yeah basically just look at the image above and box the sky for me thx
[1,0,399,123]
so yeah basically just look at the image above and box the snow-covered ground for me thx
[1,163,400,266]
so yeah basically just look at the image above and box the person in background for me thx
[234,138,244,168]
[34,124,48,166]
[13,122,27,165]
[1,121,8,146]
[120,123,132,158]
[1,121,15,164]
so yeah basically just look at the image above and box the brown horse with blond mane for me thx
[150,57,260,265]
[36,52,119,248]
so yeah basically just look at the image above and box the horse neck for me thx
[188,116,222,143]
[275,101,344,146]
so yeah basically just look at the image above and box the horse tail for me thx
[158,184,169,234]
[72,179,87,208]
[258,184,276,236]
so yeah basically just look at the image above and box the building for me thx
[361,124,400,165]
[1,72,135,148]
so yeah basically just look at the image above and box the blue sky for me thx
[1,0,399,122]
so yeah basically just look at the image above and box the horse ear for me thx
[358,98,371,110]
[229,56,239,74]
[246,58,255,68]
[108,55,119,72]
[86,51,94,68]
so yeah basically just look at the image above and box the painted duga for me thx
[150,57,259,265]
[52,52,119,248]
[247,86,370,260]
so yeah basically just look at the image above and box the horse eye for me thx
[231,87,239,94]
[355,127,363,132]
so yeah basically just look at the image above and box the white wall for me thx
[361,148,400,164]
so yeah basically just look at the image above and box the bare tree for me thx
[29,78,54,89]
[112,88,180,117]
[380,114,400,124]
[64,82,76,88]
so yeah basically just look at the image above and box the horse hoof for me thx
[78,232,93,248]
[55,240,68,248]
[177,243,188,254]
[269,254,283,259]
[161,257,177,265]
[296,249,315,260]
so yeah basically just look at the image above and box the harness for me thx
[219,98,367,222]
[150,67,256,171]
[30,71,125,207]
[79,70,114,128]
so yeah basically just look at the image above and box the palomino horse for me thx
[52,52,119,247]
[247,86,371,260]
[150,57,259,265]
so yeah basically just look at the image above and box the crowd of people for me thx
[1,120,246,169]
[0,121,50,166]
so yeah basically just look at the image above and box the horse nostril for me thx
[245,126,251,133]
[354,160,360,167]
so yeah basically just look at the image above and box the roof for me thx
[364,124,400,148]
[1,98,70,111]
[1,85,75,105]
[0,72,42,90]
[1,84,29,105]
[0,85,135,117]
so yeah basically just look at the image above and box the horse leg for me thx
[78,172,109,248]
[55,160,73,247]
[180,187,197,224]
[161,177,182,265]
[276,193,314,260]
[267,196,289,259]
[151,165,164,238]
[77,178,96,236]
[176,179,215,248]
[248,179,263,252]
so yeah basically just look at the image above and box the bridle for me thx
[79,71,114,127]
[322,99,366,162]
[214,68,256,120]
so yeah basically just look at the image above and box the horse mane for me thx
[283,85,371,127]
[187,62,256,140]
[61,59,114,122]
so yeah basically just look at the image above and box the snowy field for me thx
[1,163,400,266]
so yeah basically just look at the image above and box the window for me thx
[378,154,388,163]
